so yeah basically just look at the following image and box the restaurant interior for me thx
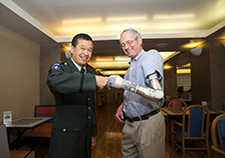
[1,0,225,158]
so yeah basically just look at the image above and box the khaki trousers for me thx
[121,112,165,158]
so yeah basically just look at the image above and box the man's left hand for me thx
[92,136,96,149]
[108,75,125,89]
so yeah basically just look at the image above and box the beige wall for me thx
[0,25,40,123]
[40,44,60,105]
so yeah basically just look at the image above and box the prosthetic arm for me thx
[108,73,164,102]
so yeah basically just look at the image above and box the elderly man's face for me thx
[120,31,142,59]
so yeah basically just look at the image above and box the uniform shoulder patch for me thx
[51,62,61,69]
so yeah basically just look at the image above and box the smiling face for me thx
[71,39,93,67]
[120,30,143,60]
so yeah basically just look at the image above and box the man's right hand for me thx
[115,102,125,124]
[95,75,108,90]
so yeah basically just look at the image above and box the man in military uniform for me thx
[47,33,108,158]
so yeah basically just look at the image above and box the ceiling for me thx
[1,0,225,75]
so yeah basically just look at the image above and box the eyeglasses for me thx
[120,39,136,48]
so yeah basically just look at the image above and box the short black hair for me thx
[71,33,93,47]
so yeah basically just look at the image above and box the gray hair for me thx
[120,28,142,40]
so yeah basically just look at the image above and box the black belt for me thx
[125,109,159,122]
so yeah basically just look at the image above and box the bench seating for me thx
[34,105,56,120]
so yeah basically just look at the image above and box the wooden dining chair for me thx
[211,113,225,157]
[168,98,187,108]
[171,105,210,158]
[166,95,179,107]
[165,98,186,143]
[0,124,35,158]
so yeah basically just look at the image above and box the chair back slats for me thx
[172,105,210,158]
[218,115,225,151]
[182,105,209,138]
[211,113,225,157]
[188,108,203,137]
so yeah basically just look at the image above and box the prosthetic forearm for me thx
[108,74,164,102]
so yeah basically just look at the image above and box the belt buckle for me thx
[126,116,132,122]
[130,117,135,122]
[138,115,142,121]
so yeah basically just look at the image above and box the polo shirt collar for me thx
[128,49,144,65]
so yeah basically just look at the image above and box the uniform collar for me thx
[70,58,86,72]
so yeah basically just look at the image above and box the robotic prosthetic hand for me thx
[107,75,137,91]
[108,73,164,102]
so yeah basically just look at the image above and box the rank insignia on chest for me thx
[51,63,61,69]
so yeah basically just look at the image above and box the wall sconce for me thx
[223,43,225,48]
[65,51,71,59]
[190,47,202,56]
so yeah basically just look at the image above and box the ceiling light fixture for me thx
[88,61,129,69]
[163,65,173,69]
[153,14,195,19]
[95,56,114,62]
[114,56,130,61]
[190,47,203,56]
[154,23,195,30]
[176,69,191,74]
[177,63,191,69]
[159,51,180,62]
[182,42,203,48]
[99,70,127,76]
[62,18,102,24]
[65,51,71,59]
[106,16,148,22]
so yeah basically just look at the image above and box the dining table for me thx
[159,109,169,117]
[5,117,53,149]
[179,98,192,106]
[160,107,219,116]
[216,110,225,114]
